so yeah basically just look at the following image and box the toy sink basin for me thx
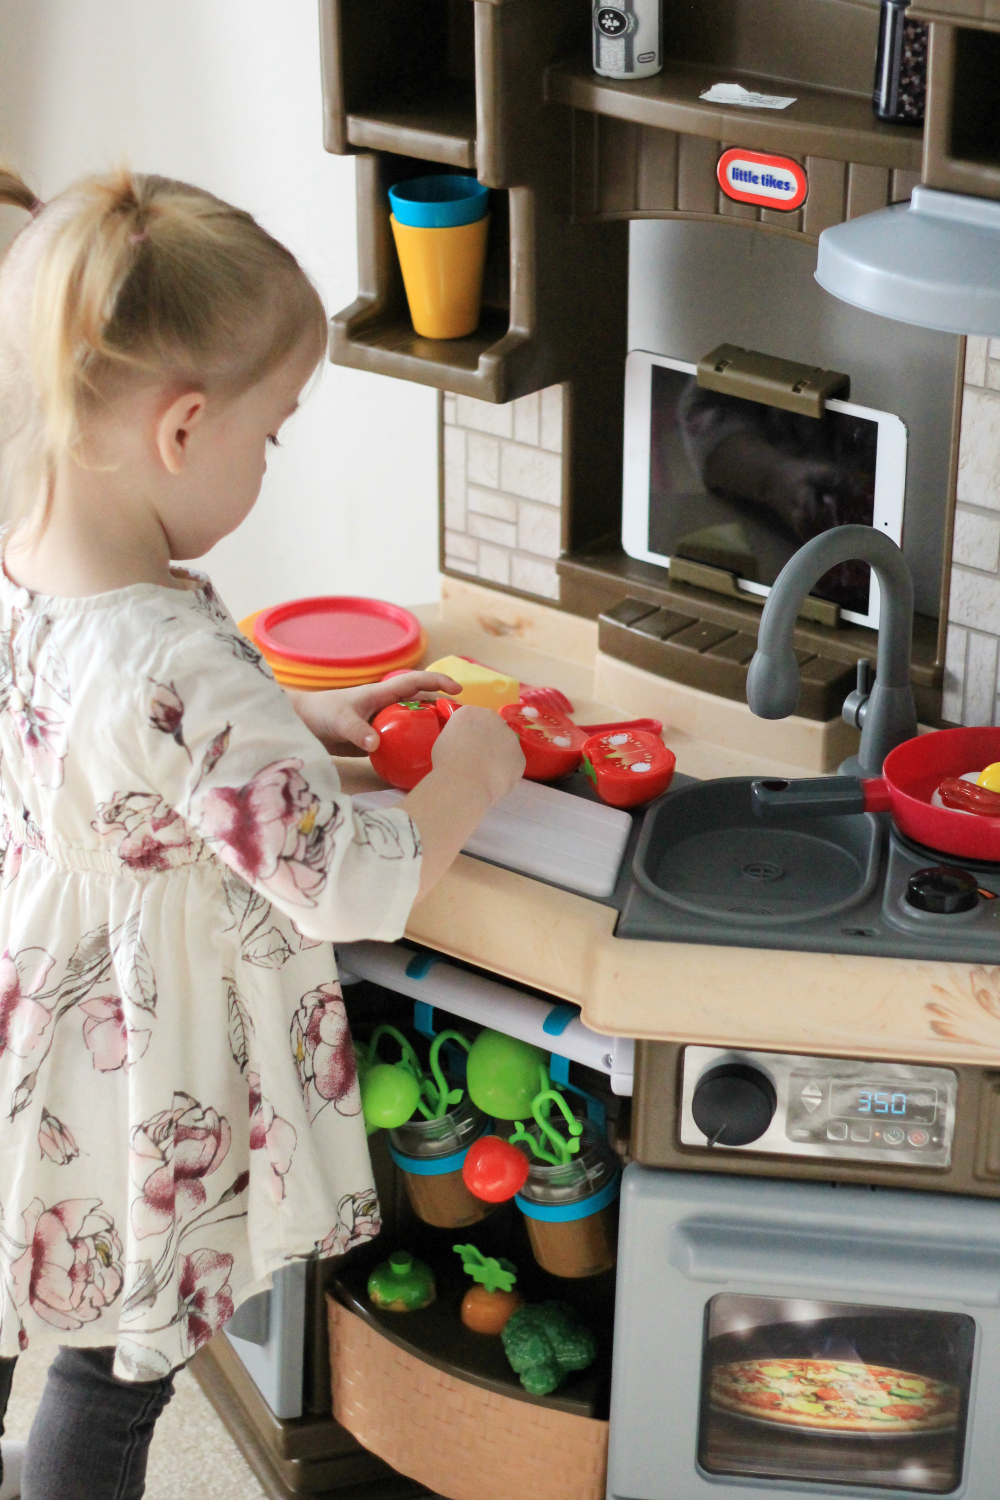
[632,778,881,927]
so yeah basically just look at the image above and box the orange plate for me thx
[270,653,425,685]
[260,639,426,679]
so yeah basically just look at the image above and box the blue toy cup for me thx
[388,174,490,229]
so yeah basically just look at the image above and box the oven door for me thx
[607,1168,1000,1500]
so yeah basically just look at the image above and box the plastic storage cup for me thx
[388,175,490,340]
[515,1127,621,1278]
[389,1098,496,1229]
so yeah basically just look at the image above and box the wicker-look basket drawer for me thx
[327,1297,609,1500]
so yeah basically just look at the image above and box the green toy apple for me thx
[361,1062,422,1130]
[466,1030,549,1121]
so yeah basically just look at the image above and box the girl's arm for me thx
[401,707,523,901]
[281,671,525,899]
[142,632,521,940]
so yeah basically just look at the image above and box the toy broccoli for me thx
[500,1301,598,1395]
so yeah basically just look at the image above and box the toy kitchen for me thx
[192,5,1000,1500]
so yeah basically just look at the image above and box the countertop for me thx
[336,578,1000,1068]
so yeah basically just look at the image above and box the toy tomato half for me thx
[499,705,588,782]
[581,729,676,809]
[369,699,459,790]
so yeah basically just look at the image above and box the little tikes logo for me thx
[717,149,807,212]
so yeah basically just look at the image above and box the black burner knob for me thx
[905,865,979,915]
[692,1064,777,1146]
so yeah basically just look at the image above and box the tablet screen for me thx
[648,363,880,618]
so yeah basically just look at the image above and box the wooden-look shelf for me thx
[335,1267,609,1420]
[546,54,924,172]
[331,303,529,401]
[345,80,477,170]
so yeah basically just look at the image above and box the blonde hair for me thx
[0,163,327,527]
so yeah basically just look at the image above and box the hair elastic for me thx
[28,197,45,219]
[129,227,149,244]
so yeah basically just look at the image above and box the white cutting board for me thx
[353,780,632,899]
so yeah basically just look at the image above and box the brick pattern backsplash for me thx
[442,386,565,602]
[944,338,1000,725]
[440,366,995,720]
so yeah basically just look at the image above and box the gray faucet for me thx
[746,524,917,777]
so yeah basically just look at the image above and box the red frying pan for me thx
[752,726,1000,863]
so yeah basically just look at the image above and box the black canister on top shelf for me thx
[873,0,928,124]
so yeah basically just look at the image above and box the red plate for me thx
[254,597,422,668]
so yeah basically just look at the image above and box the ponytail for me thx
[0,162,43,218]
[0,161,327,529]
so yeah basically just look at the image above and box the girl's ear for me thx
[155,391,208,475]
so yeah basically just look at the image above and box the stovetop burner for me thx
[610,776,1000,962]
[891,824,1000,875]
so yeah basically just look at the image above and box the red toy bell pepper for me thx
[369,698,459,790]
[499,704,588,782]
[581,729,676,809]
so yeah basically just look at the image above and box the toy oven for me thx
[607,1168,1000,1499]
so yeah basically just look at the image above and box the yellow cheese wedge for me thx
[426,655,519,710]
[977,761,1000,793]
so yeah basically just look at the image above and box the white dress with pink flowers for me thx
[0,568,421,1379]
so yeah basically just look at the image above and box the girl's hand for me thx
[287,671,462,756]
[431,705,525,804]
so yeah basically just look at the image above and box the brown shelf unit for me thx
[329,151,529,402]
[547,56,924,170]
[919,21,1000,200]
[319,0,479,165]
[320,0,629,406]
[547,55,923,240]
[344,80,477,171]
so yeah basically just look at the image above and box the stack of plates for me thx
[238,597,427,690]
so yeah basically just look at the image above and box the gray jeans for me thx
[0,1347,177,1500]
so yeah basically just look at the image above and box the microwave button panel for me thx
[679,1046,957,1168]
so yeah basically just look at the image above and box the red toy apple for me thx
[462,1135,530,1203]
[369,699,460,790]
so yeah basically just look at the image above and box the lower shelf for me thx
[328,1296,609,1500]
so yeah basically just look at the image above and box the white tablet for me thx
[621,350,908,630]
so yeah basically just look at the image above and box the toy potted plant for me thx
[463,1062,621,1279]
[356,1024,492,1229]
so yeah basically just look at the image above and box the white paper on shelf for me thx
[353,780,632,899]
[699,82,797,110]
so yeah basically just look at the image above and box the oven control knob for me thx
[691,1063,777,1147]
[905,865,978,914]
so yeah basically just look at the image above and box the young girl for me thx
[0,164,524,1500]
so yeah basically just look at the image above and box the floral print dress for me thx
[0,568,422,1380]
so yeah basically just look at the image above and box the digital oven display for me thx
[829,1082,938,1124]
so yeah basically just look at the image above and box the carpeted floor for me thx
[3,1338,268,1499]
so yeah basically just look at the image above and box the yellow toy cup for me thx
[388,175,490,340]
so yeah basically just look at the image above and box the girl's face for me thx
[160,337,321,560]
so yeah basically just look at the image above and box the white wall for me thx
[0,0,441,621]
